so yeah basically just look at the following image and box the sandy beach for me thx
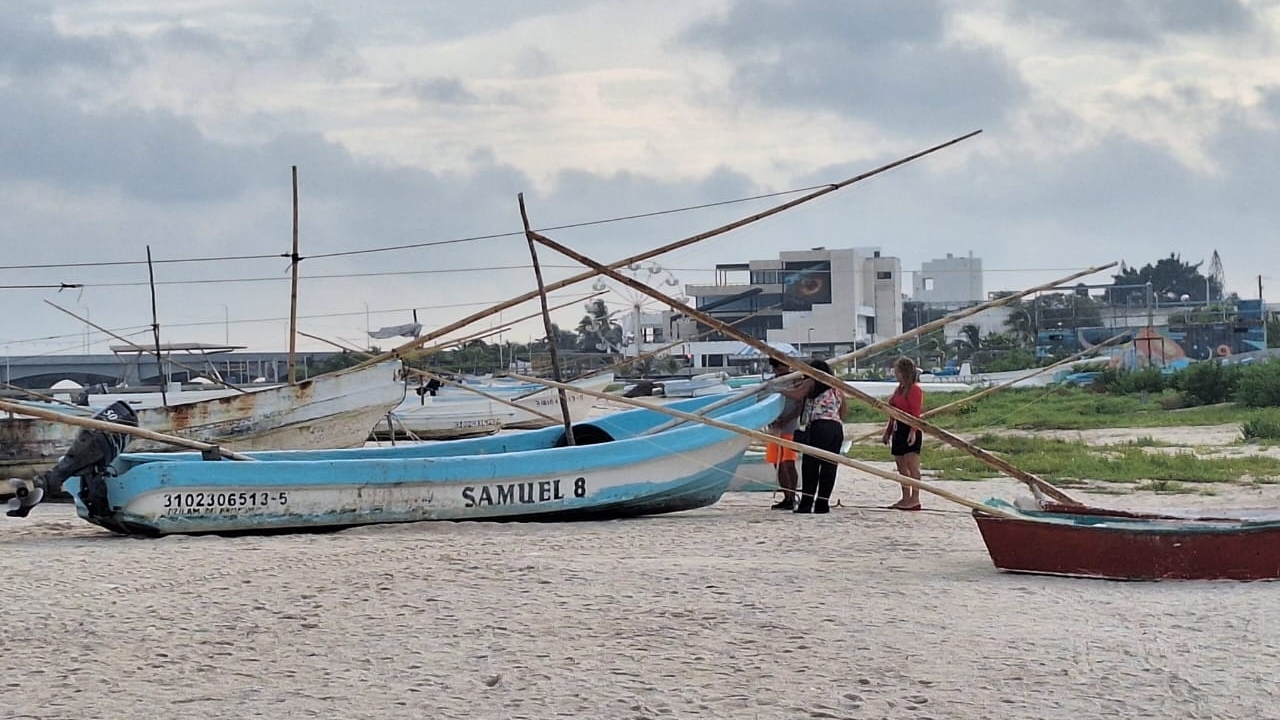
[5,460,1280,720]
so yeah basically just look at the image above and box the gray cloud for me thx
[0,1,138,75]
[399,77,479,105]
[1005,0,1262,44]
[679,0,1026,136]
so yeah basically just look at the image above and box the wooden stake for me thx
[350,131,983,371]
[506,373,1018,519]
[640,263,1118,436]
[287,165,301,385]
[0,399,255,461]
[1,381,84,410]
[518,193,575,444]
[145,245,168,408]
[528,229,1085,506]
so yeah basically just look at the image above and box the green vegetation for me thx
[1242,410,1280,441]
[844,433,1280,486]
[840,386,1267,430]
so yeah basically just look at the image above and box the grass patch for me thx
[844,432,1280,485]
[842,386,1270,431]
[1242,410,1280,441]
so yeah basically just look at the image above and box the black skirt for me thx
[890,420,922,457]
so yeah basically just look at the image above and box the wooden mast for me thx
[349,130,983,371]
[640,262,1118,436]
[506,373,1019,519]
[518,193,575,444]
[287,165,301,385]
[849,330,1135,444]
[145,245,168,408]
[528,229,1089,506]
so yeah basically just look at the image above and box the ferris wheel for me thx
[590,261,684,355]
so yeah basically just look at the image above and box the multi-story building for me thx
[912,252,983,306]
[670,247,903,370]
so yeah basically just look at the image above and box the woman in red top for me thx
[882,356,924,510]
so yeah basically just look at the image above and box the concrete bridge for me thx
[1,345,338,389]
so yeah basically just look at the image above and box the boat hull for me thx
[382,374,614,438]
[973,499,1280,581]
[1,361,405,484]
[63,393,782,535]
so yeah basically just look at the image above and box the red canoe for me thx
[972,498,1280,581]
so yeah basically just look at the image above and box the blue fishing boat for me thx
[46,393,781,536]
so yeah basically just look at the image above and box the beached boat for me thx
[1,360,406,485]
[47,392,782,535]
[376,373,614,439]
[971,497,1280,581]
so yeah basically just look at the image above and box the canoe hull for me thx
[973,500,1280,581]
[2,361,405,485]
[63,393,782,535]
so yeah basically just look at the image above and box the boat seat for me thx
[553,424,615,447]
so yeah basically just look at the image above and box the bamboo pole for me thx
[506,373,1018,519]
[145,246,168,408]
[44,301,251,395]
[350,130,983,371]
[849,331,1133,444]
[554,302,785,389]
[1,381,86,410]
[398,291,607,367]
[528,229,1086,506]
[296,331,563,427]
[641,263,1118,437]
[518,193,576,444]
[287,165,301,385]
[0,399,255,461]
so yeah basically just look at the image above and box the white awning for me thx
[731,341,801,359]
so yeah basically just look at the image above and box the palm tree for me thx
[576,299,623,353]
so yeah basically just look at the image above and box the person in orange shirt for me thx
[882,356,924,510]
[764,356,802,510]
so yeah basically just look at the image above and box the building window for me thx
[923,277,934,291]
[876,271,892,280]
[866,317,876,335]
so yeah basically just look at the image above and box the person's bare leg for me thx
[904,453,922,507]
[779,460,798,500]
[892,456,913,506]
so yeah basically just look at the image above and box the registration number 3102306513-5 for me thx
[162,491,289,512]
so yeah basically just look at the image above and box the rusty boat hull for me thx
[973,498,1280,581]
[1,361,405,488]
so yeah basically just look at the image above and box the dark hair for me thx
[807,359,834,399]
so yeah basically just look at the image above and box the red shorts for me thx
[766,432,797,464]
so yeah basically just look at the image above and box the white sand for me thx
[5,464,1280,720]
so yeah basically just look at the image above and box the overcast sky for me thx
[3,0,1278,355]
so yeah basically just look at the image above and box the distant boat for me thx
[379,373,615,439]
[623,372,733,399]
[1,360,406,488]
[55,392,783,536]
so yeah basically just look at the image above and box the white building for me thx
[913,252,983,305]
[672,247,904,370]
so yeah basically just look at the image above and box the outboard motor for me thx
[6,400,138,518]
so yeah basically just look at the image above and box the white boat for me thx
[1,360,407,484]
[383,373,616,438]
[623,372,733,399]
